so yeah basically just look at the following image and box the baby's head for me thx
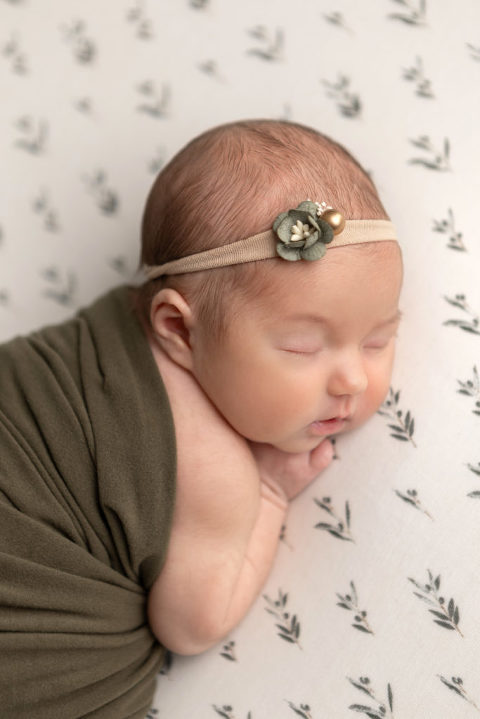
[136,119,403,452]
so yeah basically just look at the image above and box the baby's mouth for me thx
[310,416,348,435]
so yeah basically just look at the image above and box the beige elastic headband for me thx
[143,201,398,280]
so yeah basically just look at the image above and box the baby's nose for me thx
[327,352,368,397]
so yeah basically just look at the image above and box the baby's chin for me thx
[269,434,330,454]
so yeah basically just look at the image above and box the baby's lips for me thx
[309,417,347,436]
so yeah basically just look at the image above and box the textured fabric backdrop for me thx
[1,1,480,717]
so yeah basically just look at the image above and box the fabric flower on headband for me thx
[273,200,336,262]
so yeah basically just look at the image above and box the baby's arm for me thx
[147,356,332,655]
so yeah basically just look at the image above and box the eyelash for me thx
[282,332,397,356]
[283,348,319,356]
[364,334,397,351]
[284,340,393,355]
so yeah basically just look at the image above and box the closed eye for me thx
[364,343,388,351]
[364,334,397,351]
[282,347,321,356]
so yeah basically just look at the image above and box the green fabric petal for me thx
[307,214,320,233]
[287,209,310,225]
[276,242,302,261]
[296,200,318,216]
[318,218,334,244]
[276,215,295,242]
[303,230,320,249]
[301,242,327,261]
[273,211,288,232]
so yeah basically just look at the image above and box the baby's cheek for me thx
[367,363,394,413]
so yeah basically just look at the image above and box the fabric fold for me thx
[0,285,176,719]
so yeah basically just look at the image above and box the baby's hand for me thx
[247,438,334,502]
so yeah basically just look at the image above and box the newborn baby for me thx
[0,118,402,718]
[136,118,403,654]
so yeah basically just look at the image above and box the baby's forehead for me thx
[253,241,401,287]
[229,243,402,323]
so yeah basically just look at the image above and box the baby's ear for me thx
[150,288,194,371]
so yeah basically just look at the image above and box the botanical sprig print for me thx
[2,32,28,74]
[136,80,171,118]
[280,523,294,550]
[378,388,416,447]
[347,676,394,718]
[126,1,154,40]
[408,135,451,171]
[148,147,166,175]
[323,11,354,35]
[432,208,465,251]
[213,706,252,719]
[314,497,354,542]
[82,170,119,215]
[336,581,374,634]
[457,366,480,414]
[147,146,166,175]
[322,74,361,118]
[60,20,96,64]
[387,0,427,26]
[263,589,302,648]
[108,255,130,276]
[467,43,480,62]
[13,115,48,155]
[41,267,77,307]
[220,640,236,662]
[438,675,480,712]
[408,570,463,636]
[287,701,313,718]
[159,649,173,676]
[443,294,480,336]
[467,461,480,499]
[394,488,433,519]
[468,461,480,477]
[402,56,434,98]
[198,59,223,81]
[330,436,339,460]
[73,97,93,115]
[246,26,284,62]
[32,189,61,232]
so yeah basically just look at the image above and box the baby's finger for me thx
[309,438,334,472]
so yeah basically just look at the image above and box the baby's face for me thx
[191,242,403,453]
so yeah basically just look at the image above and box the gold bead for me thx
[322,209,345,235]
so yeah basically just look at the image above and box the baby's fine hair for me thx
[136,119,390,338]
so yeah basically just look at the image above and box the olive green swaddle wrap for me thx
[0,285,176,718]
